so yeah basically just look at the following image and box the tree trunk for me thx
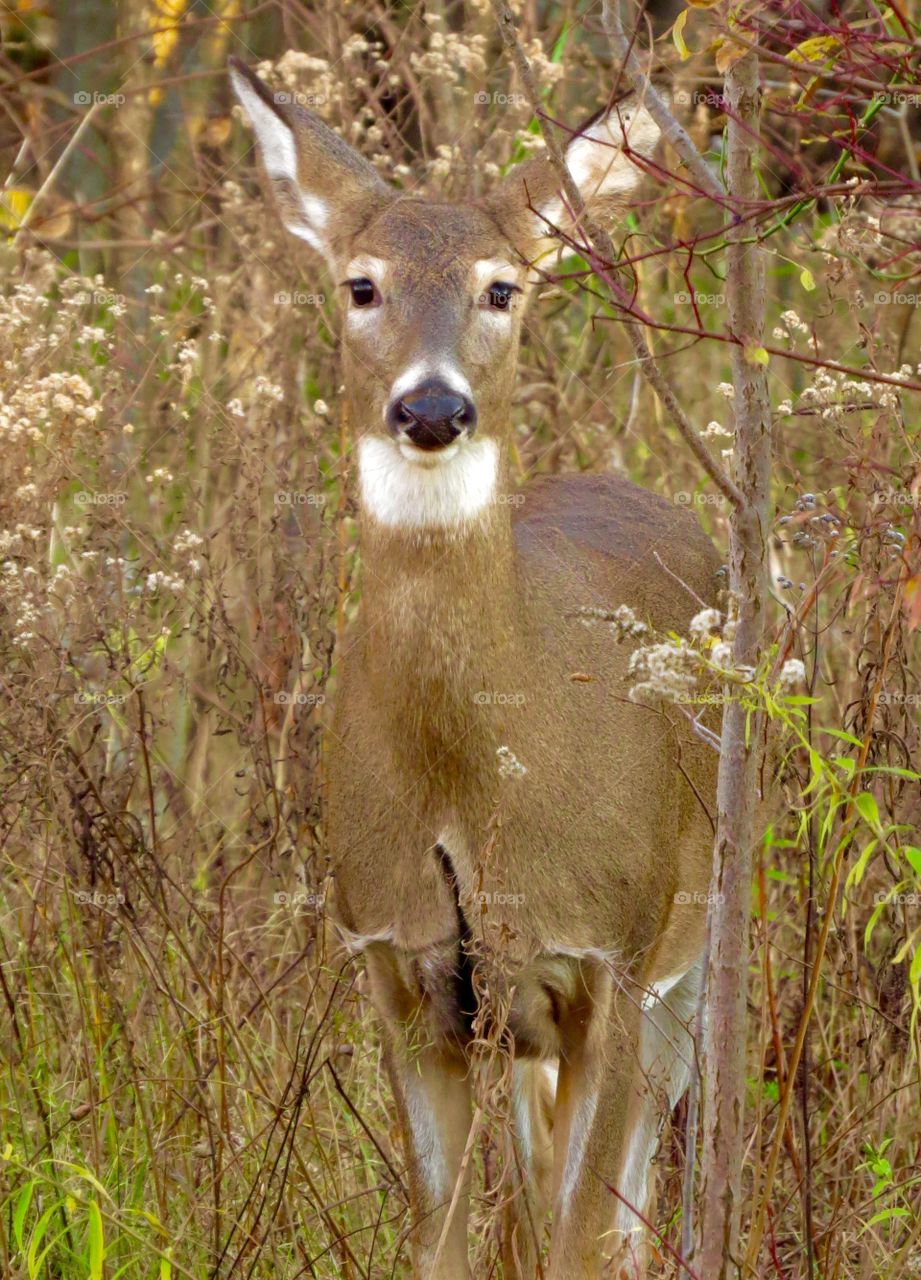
[697,46,772,1279]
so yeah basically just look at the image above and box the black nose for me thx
[387,379,477,450]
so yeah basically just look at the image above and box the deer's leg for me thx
[608,956,704,1279]
[502,1059,556,1276]
[547,960,639,1280]
[366,948,473,1280]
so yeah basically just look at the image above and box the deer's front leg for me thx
[502,1059,555,1276]
[549,962,641,1280]
[366,945,473,1280]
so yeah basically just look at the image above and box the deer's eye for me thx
[346,278,378,307]
[485,281,520,311]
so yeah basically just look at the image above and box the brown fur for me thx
[231,58,720,1278]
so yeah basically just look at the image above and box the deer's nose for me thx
[387,379,477,451]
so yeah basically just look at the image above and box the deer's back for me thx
[513,472,722,632]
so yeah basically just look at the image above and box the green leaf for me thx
[800,267,816,291]
[865,896,887,946]
[855,791,881,830]
[910,943,921,991]
[904,846,921,877]
[13,1180,35,1252]
[88,1200,104,1280]
[27,1201,60,1280]
[861,1205,909,1232]
[822,727,864,747]
[847,839,878,888]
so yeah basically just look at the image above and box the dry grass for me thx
[1,2,919,1277]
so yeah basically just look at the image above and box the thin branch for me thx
[12,100,102,243]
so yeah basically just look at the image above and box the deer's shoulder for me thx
[513,472,722,630]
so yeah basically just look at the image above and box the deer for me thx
[230,56,721,1280]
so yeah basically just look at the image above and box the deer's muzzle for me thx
[386,378,477,451]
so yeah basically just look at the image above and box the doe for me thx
[231,57,720,1280]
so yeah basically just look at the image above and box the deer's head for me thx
[230,59,661,530]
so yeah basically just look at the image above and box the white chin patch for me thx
[358,436,499,531]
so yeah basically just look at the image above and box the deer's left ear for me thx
[229,57,393,264]
[485,95,663,264]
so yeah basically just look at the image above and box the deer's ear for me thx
[485,96,662,265]
[229,58,393,263]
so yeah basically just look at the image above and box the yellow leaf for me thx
[201,116,233,148]
[151,0,187,65]
[789,35,841,64]
[744,345,770,365]
[672,9,692,61]
[0,187,32,230]
[714,39,748,73]
[800,268,816,291]
[687,0,722,8]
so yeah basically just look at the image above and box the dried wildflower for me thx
[628,640,699,703]
[778,658,807,690]
[174,529,204,556]
[497,745,527,780]
[145,571,185,594]
[576,603,649,641]
[689,608,722,640]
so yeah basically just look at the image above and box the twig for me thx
[12,100,102,243]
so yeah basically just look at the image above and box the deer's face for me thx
[230,58,662,529]
[339,199,526,456]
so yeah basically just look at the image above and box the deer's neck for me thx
[360,508,522,674]
[356,494,526,780]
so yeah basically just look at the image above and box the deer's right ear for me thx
[229,58,392,263]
